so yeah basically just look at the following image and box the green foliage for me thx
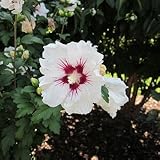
[1,125,16,155]
[21,35,44,45]
[0,1,67,158]
[0,11,13,22]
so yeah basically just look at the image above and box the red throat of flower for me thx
[56,58,90,92]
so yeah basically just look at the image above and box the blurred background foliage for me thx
[0,0,160,159]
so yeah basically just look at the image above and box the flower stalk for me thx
[13,14,17,88]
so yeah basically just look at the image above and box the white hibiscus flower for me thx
[0,0,24,14]
[39,40,105,114]
[99,77,129,118]
[34,2,49,17]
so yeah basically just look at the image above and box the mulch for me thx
[36,99,160,160]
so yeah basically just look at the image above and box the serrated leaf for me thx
[42,115,61,134]
[16,103,34,118]
[34,96,44,106]
[31,106,54,122]
[101,85,109,103]
[12,88,31,104]
[32,105,61,123]
[13,95,30,104]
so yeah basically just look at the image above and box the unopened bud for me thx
[31,77,39,88]
[67,11,74,17]
[58,9,65,16]
[17,14,25,22]
[21,50,30,60]
[99,64,107,76]
[10,51,16,58]
[16,45,24,51]
[36,87,42,95]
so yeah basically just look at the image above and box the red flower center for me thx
[56,59,89,92]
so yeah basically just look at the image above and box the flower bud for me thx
[58,9,65,16]
[64,11,68,17]
[10,51,16,59]
[36,87,42,95]
[16,45,24,51]
[67,11,74,17]
[17,14,25,22]
[31,77,39,88]
[99,64,107,76]
[21,50,30,60]
[47,18,56,32]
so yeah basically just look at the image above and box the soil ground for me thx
[36,98,160,160]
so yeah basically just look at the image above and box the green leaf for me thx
[1,125,16,155]
[21,86,35,93]
[14,147,31,160]
[15,58,25,69]
[15,118,30,140]
[42,107,61,134]
[34,96,44,106]
[12,88,32,109]
[0,31,13,46]
[21,35,44,44]
[101,85,109,103]
[13,93,30,104]
[0,70,14,86]
[48,117,61,134]
[16,103,34,118]
[0,12,13,22]
[31,105,59,122]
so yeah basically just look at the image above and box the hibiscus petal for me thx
[42,82,69,107]
[99,77,129,118]
[63,75,105,114]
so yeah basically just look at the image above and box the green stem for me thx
[60,18,67,41]
[13,15,17,88]
[61,23,65,35]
